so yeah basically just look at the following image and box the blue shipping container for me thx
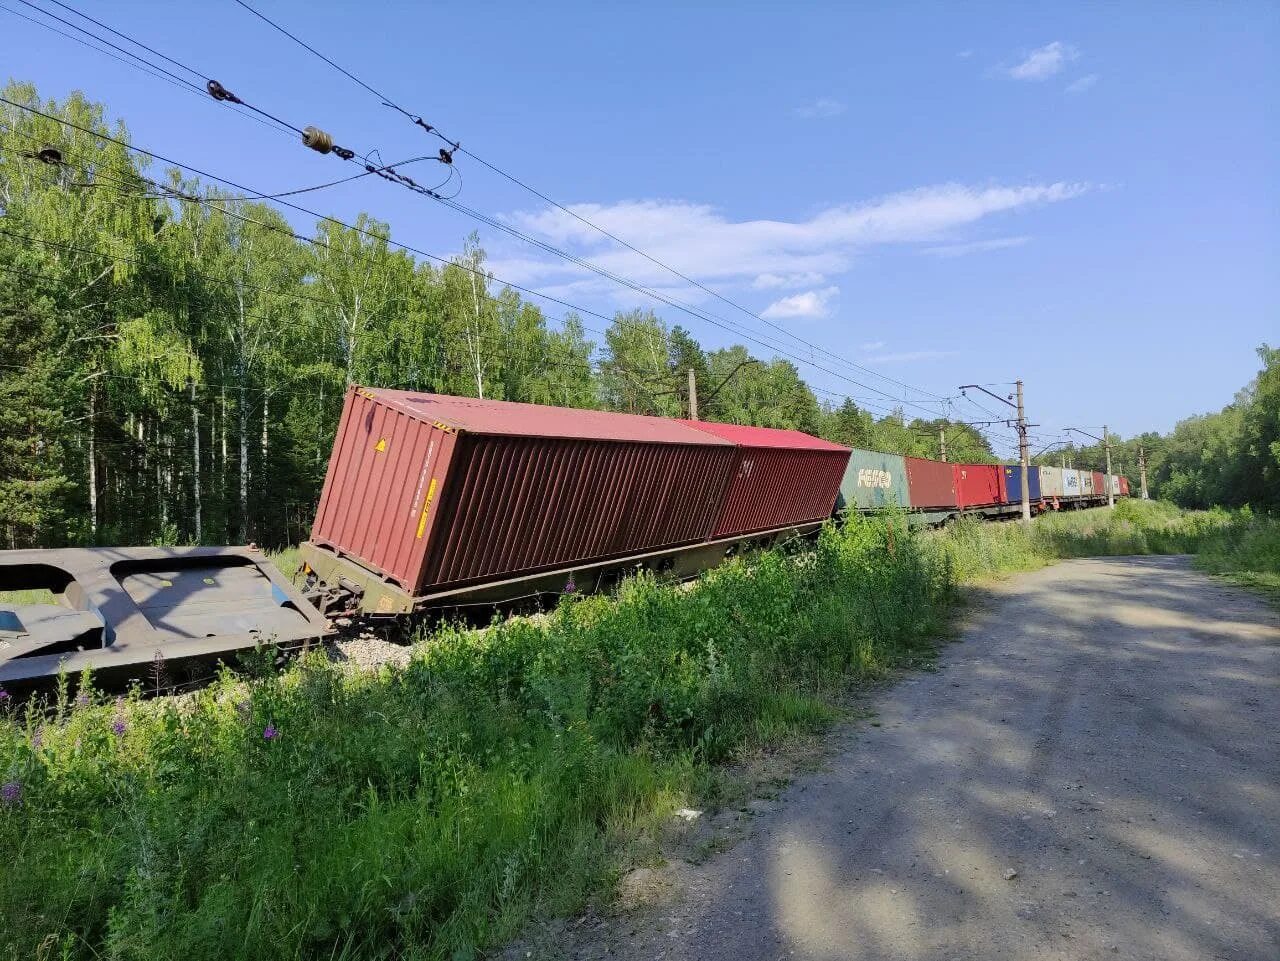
[1002,465,1042,503]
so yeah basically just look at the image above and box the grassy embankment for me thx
[1,501,1276,961]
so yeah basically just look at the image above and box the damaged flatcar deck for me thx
[0,546,330,685]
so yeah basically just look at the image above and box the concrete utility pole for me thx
[939,428,947,462]
[1139,445,1150,500]
[958,380,1031,526]
[1103,424,1114,508]
[687,368,698,420]
[1016,380,1031,524]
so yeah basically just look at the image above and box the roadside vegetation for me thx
[1,501,1276,961]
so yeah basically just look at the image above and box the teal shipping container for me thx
[837,448,910,511]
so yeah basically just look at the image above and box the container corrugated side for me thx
[838,449,910,511]
[678,422,850,538]
[1063,469,1082,497]
[1092,471,1106,497]
[905,456,957,509]
[1001,465,1042,503]
[953,464,1003,508]
[419,433,735,590]
[1081,471,1095,495]
[1120,476,1130,496]
[311,388,738,595]
[1040,466,1064,497]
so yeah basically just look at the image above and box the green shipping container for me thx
[837,448,911,511]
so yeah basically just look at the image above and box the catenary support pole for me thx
[687,368,698,420]
[1104,424,1114,508]
[940,428,947,462]
[1139,445,1150,500]
[1017,380,1031,525]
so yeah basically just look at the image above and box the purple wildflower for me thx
[30,726,43,750]
[1,781,20,807]
[263,722,279,741]
[74,690,90,709]
[0,687,10,704]
[112,717,127,737]
[563,574,577,595]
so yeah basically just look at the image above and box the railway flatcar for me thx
[0,382,1127,685]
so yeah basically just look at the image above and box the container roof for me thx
[678,419,850,452]
[359,388,734,445]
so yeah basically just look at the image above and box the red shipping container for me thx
[953,463,1004,508]
[1092,471,1106,497]
[679,421,851,537]
[310,388,736,593]
[1120,476,1130,496]
[905,456,957,509]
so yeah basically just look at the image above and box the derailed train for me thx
[0,386,1125,684]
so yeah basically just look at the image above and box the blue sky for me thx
[4,1,1276,449]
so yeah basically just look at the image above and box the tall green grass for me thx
[0,501,1273,961]
[0,516,949,961]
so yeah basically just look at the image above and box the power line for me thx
[228,0,952,409]
[8,3,950,417]
[3,96,942,418]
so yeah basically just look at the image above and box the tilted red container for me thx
[1119,476,1130,496]
[679,421,851,537]
[311,388,736,593]
[904,456,957,509]
[953,463,1003,508]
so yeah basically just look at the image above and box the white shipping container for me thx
[1063,469,1082,496]
[1040,466,1065,497]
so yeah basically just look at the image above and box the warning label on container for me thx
[415,478,438,539]
[375,438,387,453]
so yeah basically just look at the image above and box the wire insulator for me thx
[438,146,454,165]
[302,125,334,154]
[206,79,242,104]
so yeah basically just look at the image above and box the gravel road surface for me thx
[536,555,1280,961]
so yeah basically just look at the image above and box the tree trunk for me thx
[468,270,485,399]
[190,379,202,544]
[87,383,98,540]
[239,377,248,544]
[260,391,270,541]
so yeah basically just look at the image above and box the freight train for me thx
[0,386,1125,684]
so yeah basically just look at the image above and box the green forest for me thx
[0,84,998,551]
[1,83,1275,551]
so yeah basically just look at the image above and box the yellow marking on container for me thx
[432,420,456,434]
[374,437,387,453]
[415,477,439,539]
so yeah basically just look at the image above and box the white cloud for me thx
[494,182,1089,300]
[1065,73,1098,94]
[1006,41,1078,81]
[860,340,886,352]
[922,236,1030,257]
[760,286,839,320]
[957,49,974,59]
[752,271,827,290]
[793,97,846,120]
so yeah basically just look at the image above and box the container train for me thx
[0,386,1125,684]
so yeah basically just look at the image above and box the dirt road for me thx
[540,556,1280,961]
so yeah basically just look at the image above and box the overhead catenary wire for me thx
[0,97,956,419]
[228,0,953,408]
[4,5,950,417]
